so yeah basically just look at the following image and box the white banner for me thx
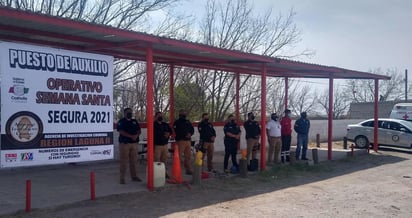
[0,41,114,168]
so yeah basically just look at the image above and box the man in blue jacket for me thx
[294,112,310,160]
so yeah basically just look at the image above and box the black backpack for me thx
[248,159,259,171]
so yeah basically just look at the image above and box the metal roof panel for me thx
[0,6,390,80]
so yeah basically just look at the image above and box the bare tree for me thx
[1,0,193,119]
[3,0,314,121]
[344,68,405,103]
[266,77,292,115]
[114,81,139,119]
[239,76,287,120]
[239,75,262,119]
[317,86,350,119]
[0,0,179,30]
[288,84,317,117]
[198,0,312,121]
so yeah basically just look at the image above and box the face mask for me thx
[157,117,163,122]
[271,116,278,121]
[179,114,186,119]
[126,112,132,119]
[231,119,236,124]
[204,118,209,122]
[250,115,255,120]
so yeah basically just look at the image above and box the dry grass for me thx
[308,140,346,149]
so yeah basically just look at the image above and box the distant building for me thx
[348,100,412,119]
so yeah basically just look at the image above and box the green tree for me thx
[174,82,207,121]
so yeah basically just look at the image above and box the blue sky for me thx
[175,0,412,80]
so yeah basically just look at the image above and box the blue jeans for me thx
[296,134,308,159]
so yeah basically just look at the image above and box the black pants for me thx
[224,141,238,170]
[281,135,291,161]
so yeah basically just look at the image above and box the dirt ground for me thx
[4,147,412,218]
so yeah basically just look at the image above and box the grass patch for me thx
[201,153,399,191]
[257,162,336,183]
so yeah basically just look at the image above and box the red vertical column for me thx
[146,45,154,191]
[374,79,379,152]
[235,73,240,150]
[235,73,240,122]
[90,172,95,200]
[284,77,289,110]
[25,180,31,213]
[260,65,267,171]
[327,77,333,160]
[169,65,175,124]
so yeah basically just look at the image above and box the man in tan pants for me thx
[266,113,282,164]
[173,110,195,175]
[243,112,261,164]
[117,108,142,184]
[198,113,216,172]
[154,111,172,178]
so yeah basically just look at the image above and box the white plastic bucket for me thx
[150,162,165,188]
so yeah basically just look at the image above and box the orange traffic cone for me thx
[167,143,184,184]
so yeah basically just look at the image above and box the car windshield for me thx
[398,120,412,130]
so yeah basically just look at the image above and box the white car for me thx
[346,118,412,149]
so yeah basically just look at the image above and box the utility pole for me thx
[406,69,408,102]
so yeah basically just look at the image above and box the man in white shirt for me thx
[266,113,282,164]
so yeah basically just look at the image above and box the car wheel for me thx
[354,136,369,149]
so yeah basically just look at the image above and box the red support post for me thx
[146,45,154,191]
[351,144,354,157]
[25,180,31,213]
[374,79,379,152]
[284,77,288,110]
[260,64,267,171]
[169,65,175,123]
[327,77,333,160]
[235,73,240,121]
[90,172,95,200]
[235,73,240,150]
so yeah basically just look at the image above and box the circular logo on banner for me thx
[392,135,399,142]
[5,111,43,147]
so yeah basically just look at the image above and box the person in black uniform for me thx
[173,109,195,175]
[244,112,261,163]
[223,114,241,173]
[198,113,216,172]
[117,108,141,184]
[154,111,172,178]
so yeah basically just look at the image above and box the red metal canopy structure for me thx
[0,7,390,190]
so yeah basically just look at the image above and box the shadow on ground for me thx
[4,150,410,218]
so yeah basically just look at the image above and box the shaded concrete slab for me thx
[0,148,359,216]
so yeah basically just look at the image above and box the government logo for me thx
[5,111,44,147]
[21,152,34,161]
